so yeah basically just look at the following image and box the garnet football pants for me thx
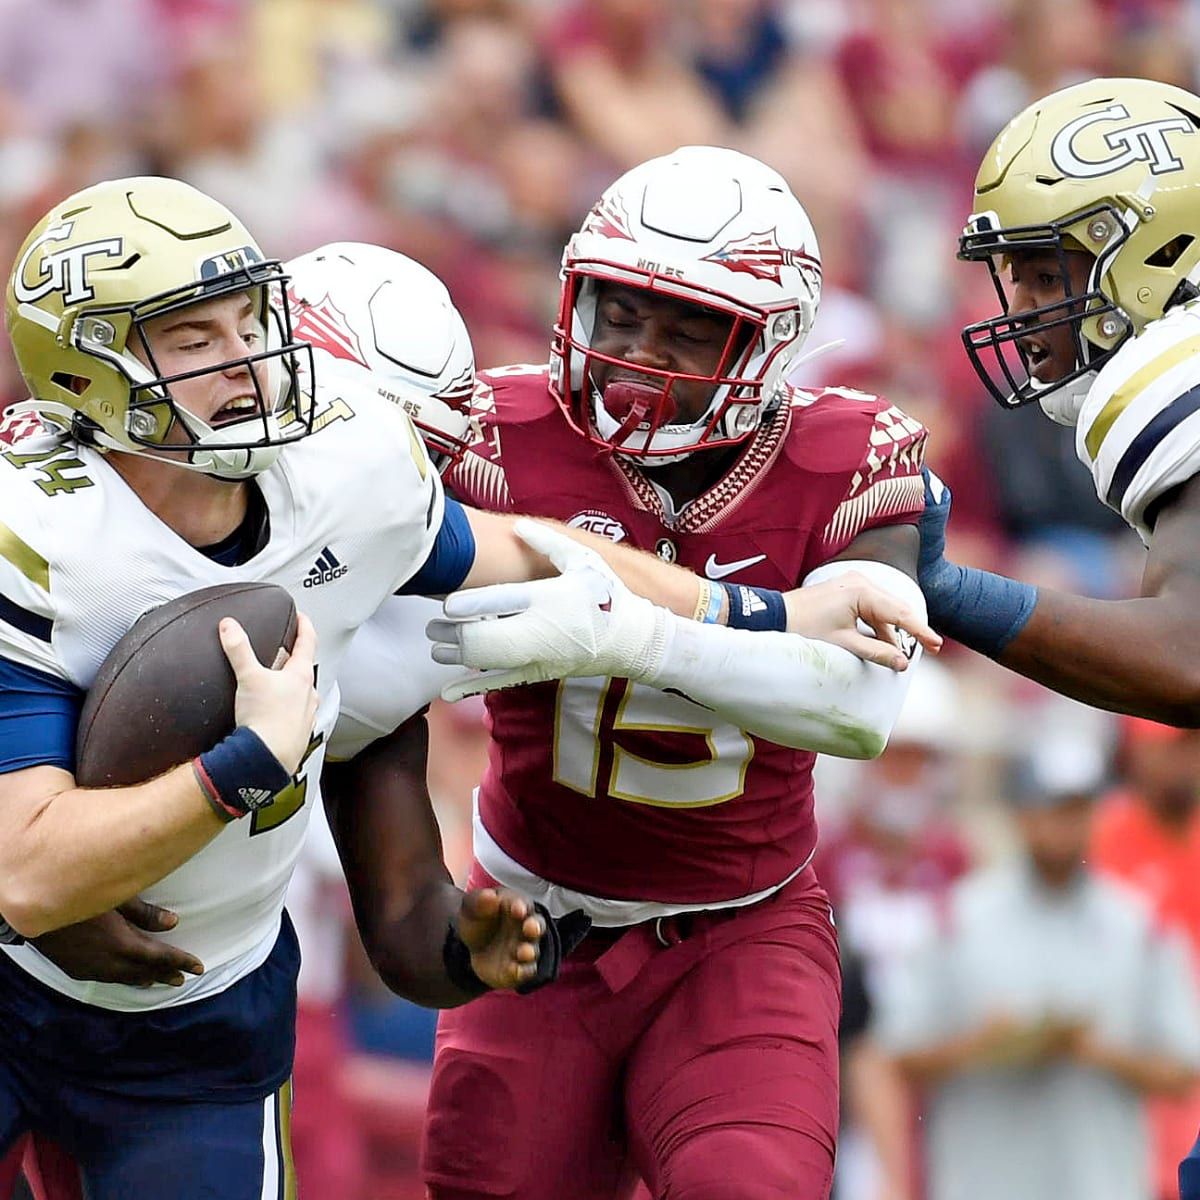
[422,865,841,1200]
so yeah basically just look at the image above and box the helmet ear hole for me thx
[1146,234,1194,268]
[51,372,90,396]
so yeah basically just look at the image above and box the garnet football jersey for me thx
[444,365,926,915]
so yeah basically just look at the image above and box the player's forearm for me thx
[0,764,225,937]
[323,725,484,1007]
[359,872,485,1008]
[642,612,917,757]
[998,590,1200,725]
[569,529,712,622]
[464,508,709,621]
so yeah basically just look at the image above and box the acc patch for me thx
[567,510,627,543]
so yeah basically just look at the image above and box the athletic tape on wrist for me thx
[193,726,292,821]
[717,582,787,632]
[928,564,1037,660]
[516,904,592,994]
[442,921,491,996]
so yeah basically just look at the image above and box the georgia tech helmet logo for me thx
[13,221,125,306]
[1050,103,1196,179]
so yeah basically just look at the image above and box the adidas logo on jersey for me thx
[304,546,347,588]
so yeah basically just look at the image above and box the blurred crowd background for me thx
[5,1,1200,1198]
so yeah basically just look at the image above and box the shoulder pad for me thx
[1078,305,1200,542]
[787,388,927,491]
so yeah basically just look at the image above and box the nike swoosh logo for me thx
[704,552,767,580]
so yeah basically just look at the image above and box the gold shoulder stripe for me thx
[405,416,428,481]
[0,522,48,590]
[1085,334,1200,460]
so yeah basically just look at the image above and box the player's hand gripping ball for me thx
[75,582,298,787]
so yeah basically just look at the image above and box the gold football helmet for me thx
[4,176,314,478]
[959,77,1200,414]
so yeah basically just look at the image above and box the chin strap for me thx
[1035,370,1095,427]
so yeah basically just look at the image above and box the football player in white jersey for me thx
[0,178,927,1200]
[910,77,1200,1199]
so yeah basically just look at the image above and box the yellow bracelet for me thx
[692,578,713,623]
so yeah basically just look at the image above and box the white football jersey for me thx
[0,380,442,1010]
[1077,300,1200,544]
[327,594,460,761]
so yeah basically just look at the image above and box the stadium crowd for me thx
[3,1,1200,1198]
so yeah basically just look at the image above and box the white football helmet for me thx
[550,145,821,460]
[285,242,475,468]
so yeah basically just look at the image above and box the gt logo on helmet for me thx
[13,222,125,306]
[1051,103,1196,179]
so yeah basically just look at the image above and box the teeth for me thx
[217,398,258,418]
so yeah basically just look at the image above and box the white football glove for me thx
[427,519,670,702]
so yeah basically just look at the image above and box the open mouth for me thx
[211,396,262,426]
[1019,338,1054,381]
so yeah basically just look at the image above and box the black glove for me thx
[516,904,592,994]
[443,903,593,997]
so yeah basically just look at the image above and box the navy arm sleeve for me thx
[398,495,477,596]
[0,657,83,774]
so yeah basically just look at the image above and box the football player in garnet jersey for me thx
[912,77,1200,1199]
[325,146,938,1200]
[0,217,939,1200]
[0,176,940,1200]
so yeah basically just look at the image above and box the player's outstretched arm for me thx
[323,716,587,1007]
[460,507,714,625]
[430,521,938,758]
[0,617,319,938]
[921,468,1200,725]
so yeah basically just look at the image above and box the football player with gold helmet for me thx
[0,176,545,1200]
[914,77,1200,1198]
[922,77,1200,717]
[0,176,869,1198]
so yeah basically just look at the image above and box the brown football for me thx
[75,582,298,788]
